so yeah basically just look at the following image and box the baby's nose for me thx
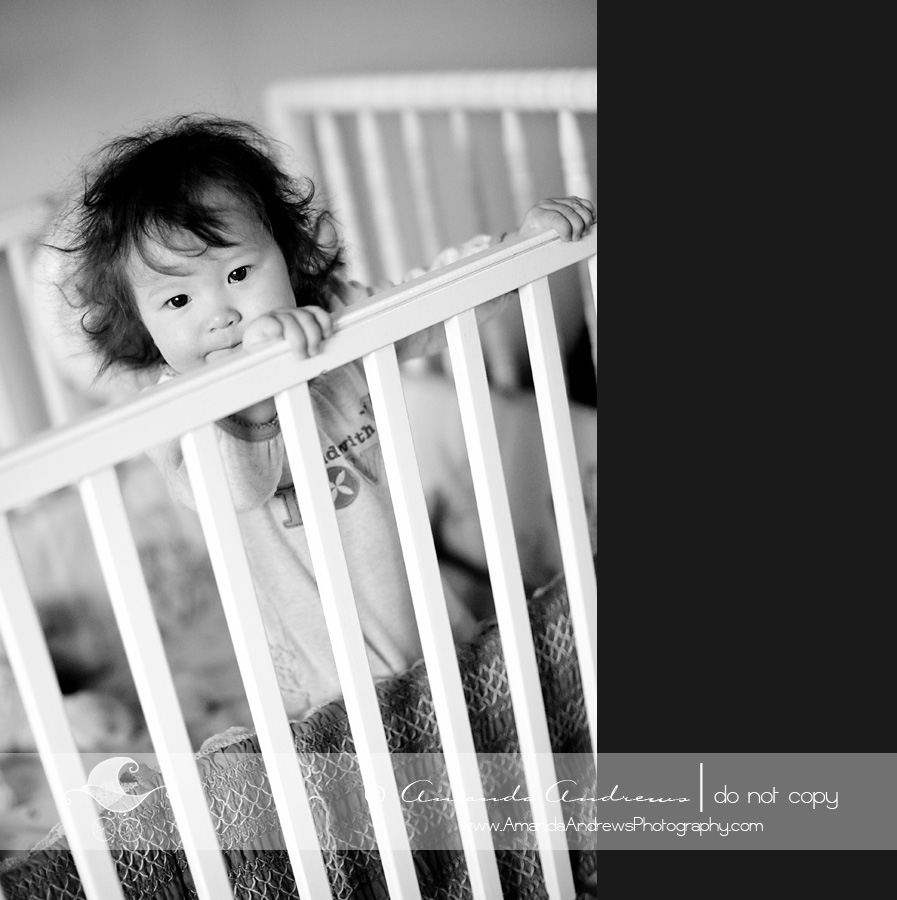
[208,307,241,330]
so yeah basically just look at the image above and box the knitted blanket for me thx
[1,568,596,899]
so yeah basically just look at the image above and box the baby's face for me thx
[129,202,295,374]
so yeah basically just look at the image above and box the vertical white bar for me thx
[0,373,20,449]
[558,111,598,378]
[357,111,406,282]
[449,110,488,234]
[79,468,234,900]
[557,111,594,202]
[263,95,317,181]
[7,240,73,428]
[400,110,442,263]
[588,252,597,318]
[501,110,535,223]
[362,344,503,899]
[275,382,422,900]
[700,763,704,813]
[180,424,334,899]
[587,251,598,379]
[0,515,126,900]
[443,310,576,900]
[518,278,597,759]
[315,113,374,285]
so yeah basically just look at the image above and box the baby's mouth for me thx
[205,342,242,362]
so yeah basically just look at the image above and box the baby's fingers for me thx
[242,314,285,350]
[302,304,334,340]
[544,197,596,241]
[568,196,596,229]
[281,307,331,359]
[520,197,595,242]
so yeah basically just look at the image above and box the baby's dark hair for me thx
[52,114,344,375]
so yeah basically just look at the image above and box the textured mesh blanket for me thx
[1,568,596,899]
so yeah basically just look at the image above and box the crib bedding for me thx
[0,565,597,900]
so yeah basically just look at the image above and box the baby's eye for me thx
[165,294,190,309]
[228,266,251,283]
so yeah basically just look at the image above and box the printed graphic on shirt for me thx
[321,424,383,485]
[274,466,364,527]
[329,466,358,508]
[273,405,383,527]
[275,482,303,528]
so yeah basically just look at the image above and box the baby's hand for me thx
[513,196,596,242]
[242,305,333,359]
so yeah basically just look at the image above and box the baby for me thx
[52,114,595,717]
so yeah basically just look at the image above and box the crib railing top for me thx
[0,228,596,513]
[264,68,597,113]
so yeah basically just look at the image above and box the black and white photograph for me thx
[1,1,598,894]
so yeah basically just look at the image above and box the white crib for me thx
[0,70,597,900]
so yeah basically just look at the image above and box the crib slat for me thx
[557,111,593,203]
[275,381,423,900]
[0,515,127,900]
[518,278,598,758]
[443,310,577,899]
[314,113,373,284]
[400,110,441,263]
[6,240,73,428]
[180,424,334,899]
[0,375,20,449]
[588,252,598,377]
[362,343,504,899]
[558,111,598,378]
[589,252,597,319]
[79,468,235,900]
[264,92,316,178]
[357,112,406,282]
[449,110,488,234]
[501,110,535,223]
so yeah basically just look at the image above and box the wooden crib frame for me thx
[0,227,597,900]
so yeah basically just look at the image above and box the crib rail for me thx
[0,229,597,900]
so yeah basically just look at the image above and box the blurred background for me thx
[0,0,597,210]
